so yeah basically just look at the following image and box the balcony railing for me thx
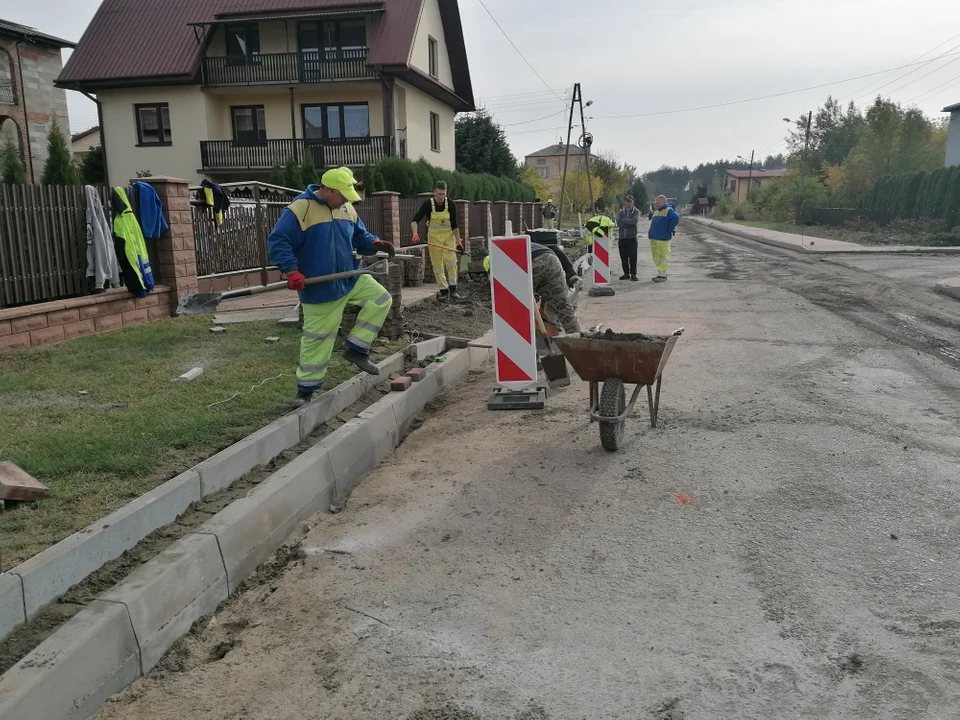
[202,50,376,86]
[200,137,394,171]
[0,80,16,105]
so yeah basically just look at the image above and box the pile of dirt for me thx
[582,328,670,344]
[405,283,491,340]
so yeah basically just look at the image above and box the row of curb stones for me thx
[0,336,494,719]
[0,351,408,644]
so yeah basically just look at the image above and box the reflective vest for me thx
[428,198,455,249]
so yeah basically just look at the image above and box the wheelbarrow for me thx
[551,328,685,451]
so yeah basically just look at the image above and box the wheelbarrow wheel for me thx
[598,378,626,451]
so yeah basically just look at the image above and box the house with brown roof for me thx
[71,125,101,161]
[523,143,595,198]
[0,19,74,182]
[724,168,787,203]
[56,0,475,185]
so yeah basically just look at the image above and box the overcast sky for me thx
[9,0,960,173]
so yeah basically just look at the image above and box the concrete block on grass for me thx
[172,367,203,382]
[0,573,25,642]
[102,533,228,673]
[200,446,337,594]
[14,471,201,621]
[0,600,140,720]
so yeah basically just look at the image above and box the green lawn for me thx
[0,316,405,567]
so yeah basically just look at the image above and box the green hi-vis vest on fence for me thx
[112,187,154,296]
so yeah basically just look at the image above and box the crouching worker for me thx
[268,168,396,406]
[484,242,580,335]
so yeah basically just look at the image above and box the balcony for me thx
[0,80,16,105]
[200,137,394,171]
[202,50,377,87]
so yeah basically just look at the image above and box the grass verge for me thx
[723,219,960,247]
[0,315,405,567]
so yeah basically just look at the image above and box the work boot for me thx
[436,288,449,302]
[630,275,639,281]
[293,390,314,407]
[449,288,463,301]
[652,275,667,283]
[343,349,380,375]
[620,274,630,280]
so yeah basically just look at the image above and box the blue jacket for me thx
[648,205,680,241]
[267,186,378,304]
[132,181,169,239]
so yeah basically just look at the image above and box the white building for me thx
[945,101,960,167]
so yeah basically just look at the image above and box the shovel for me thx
[534,305,570,389]
[176,267,375,316]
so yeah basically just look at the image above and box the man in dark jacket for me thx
[616,194,641,281]
[648,195,680,282]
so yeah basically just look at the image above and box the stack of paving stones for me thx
[402,246,425,287]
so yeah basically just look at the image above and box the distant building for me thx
[724,168,787,203]
[945,101,960,167]
[524,143,595,197]
[0,19,74,182]
[71,125,101,160]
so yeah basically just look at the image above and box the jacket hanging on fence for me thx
[84,185,121,290]
[112,187,154,298]
[132,181,169,239]
[197,180,230,226]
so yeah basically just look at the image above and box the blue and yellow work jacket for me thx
[648,205,680,241]
[267,186,379,305]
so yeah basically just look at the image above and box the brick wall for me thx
[0,287,174,353]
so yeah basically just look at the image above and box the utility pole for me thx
[746,149,754,202]
[557,83,594,228]
[797,111,813,228]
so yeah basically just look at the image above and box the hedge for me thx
[861,165,960,228]
[357,157,535,202]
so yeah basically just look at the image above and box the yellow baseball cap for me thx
[320,167,361,203]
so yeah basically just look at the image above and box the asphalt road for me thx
[96,223,960,720]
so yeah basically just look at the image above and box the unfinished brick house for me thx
[0,19,74,182]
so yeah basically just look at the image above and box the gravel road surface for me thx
[96,223,960,720]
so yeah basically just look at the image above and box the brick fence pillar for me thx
[475,201,491,239]
[509,202,524,234]
[492,201,509,236]
[137,176,199,308]
[533,202,543,228]
[455,199,470,251]
[372,191,401,247]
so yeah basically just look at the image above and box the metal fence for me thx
[0,184,112,308]
[398,198,424,246]
[192,182,297,278]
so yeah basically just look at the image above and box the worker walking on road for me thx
[616,194,641,281]
[268,168,396,405]
[411,181,463,301]
[648,195,680,282]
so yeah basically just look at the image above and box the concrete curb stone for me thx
[199,446,338,594]
[101,533,228,674]
[0,600,140,720]
[0,573,25,642]
[933,278,960,301]
[407,335,446,362]
[15,470,202,620]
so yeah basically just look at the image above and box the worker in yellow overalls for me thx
[411,181,463,301]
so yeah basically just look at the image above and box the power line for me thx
[501,109,569,127]
[855,41,960,101]
[884,54,960,99]
[584,52,960,121]
[474,0,567,105]
[907,73,960,104]
[846,31,960,101]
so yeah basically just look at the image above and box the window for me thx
[299,18,367,60]
[536,167,549,178]
[430,112,440,152]
[302,103,370,140]
[226,24,260,63]
[231,106,266,145]
[135,103,171,146]
[536,158,546,165]
[428,36,438,77]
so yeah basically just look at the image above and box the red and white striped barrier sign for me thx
[593,231,611,284]
[489,235,537,389]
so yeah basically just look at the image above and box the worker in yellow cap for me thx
[268,167,396,405]
[541,199,558,229]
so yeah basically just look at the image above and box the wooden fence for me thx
[0,184,110,308]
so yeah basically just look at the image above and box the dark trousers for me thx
[618,237,638,277]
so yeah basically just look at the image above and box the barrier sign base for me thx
[487,386,547,411]
[589,286,616,297]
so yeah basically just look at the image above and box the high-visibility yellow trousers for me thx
[428,234,458,290]
[297,274,392,393]
[650,240,671,276]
